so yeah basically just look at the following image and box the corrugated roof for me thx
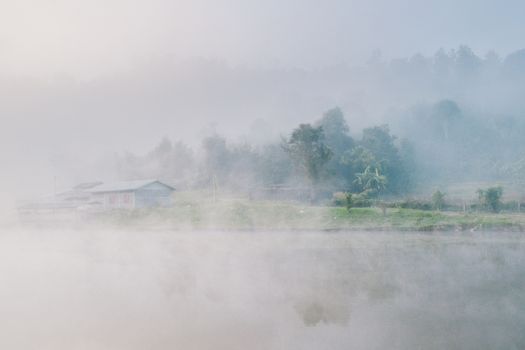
[73,181,103,190]
[88,179,175,193]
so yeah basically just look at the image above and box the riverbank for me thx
[87,197,525,232]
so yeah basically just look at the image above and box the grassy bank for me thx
[90,195,525,231]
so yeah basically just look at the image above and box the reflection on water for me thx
[0,229,523,349]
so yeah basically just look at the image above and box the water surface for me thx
[0,229,523,349]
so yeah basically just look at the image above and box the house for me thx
[88,179,175,210]
[18,179,175,216]
[17,181,104,214]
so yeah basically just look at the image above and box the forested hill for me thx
[116,99,525,199]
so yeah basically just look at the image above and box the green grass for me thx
[90,192,525,231]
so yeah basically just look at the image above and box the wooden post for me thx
[380,201,387,216]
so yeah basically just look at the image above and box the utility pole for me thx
[53,176,57,216]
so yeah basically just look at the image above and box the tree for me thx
[432,190,446,211]
[314,107,354,156]
[152,140,194,185]
[228,143,260,191]
[455,45,482,80]
[477,187,503,213]
[283,124,332,187]
[398,139,416,192]
[257,144,293,186]
[433,48,454,78]
[314,107,355,188]
[202,134,231,183]
[359,125,405,194]
[150,137,173,158]
[353,166,387,196]
[430,100,462,140]
[116,137,195,185]
[341,146,380,175]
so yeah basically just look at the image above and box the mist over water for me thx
[1,228,523,350]
[3,1,525,348]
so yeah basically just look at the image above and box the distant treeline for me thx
[116,107,414,199]
[395,99,525,184]
[116,87,525,201]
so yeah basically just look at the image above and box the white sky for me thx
[1,0,524,79]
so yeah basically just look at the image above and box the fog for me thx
[2,1,525,198]
[6,47,525,201]
[2,2,525,348]
[0,229,524,349]
[2,0,525,78]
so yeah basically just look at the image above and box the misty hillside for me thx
[3,46,525,200]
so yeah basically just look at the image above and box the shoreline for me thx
[10,198,525,233]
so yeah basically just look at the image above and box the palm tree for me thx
[353,166,387,195]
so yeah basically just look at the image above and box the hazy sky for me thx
[1,0,524,79]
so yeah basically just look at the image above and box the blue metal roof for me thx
[89,179,175,193]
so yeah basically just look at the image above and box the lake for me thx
[0,228,523,349]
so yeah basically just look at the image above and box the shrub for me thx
[345,192,372,212]
[477,187,503,213]
[395,199,432,211]
[331,192,347,207]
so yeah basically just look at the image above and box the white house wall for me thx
[96,191,136,210]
